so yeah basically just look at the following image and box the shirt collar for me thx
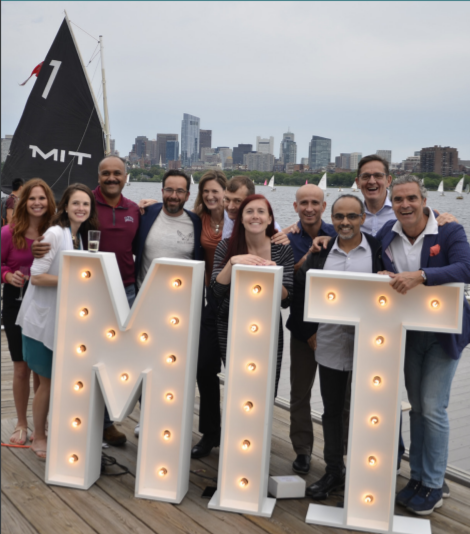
[365,194,393,215]
[331,232,368,254]
[391,206,438,240]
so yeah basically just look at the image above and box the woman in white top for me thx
[17,183,99,460]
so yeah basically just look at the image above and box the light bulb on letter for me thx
[244,401,253,412]
[378,296,387,306]
[370,416,379,425]
[79,308,89,317]
[327,292,336,301]
[252,285,262,294]
[239,478,249,488]
[375,336,384,346]
[76,345,86,354]
[368,456,377,466]
[106,329,116,339]
[121,373,129,382]
[431,299,440,309]
[242,440,251,450]
[74,381,84,391]
[250,324,259,333]
[372,376,382,386]
[72,418,81,428]
[159,468,168,477]
[364,495,374,504]
[81,271,91,279]
[170,317,179,326]
[69,454,79,463]
[140,333,148,342]
[166,355,176,364]
[163,430,171,440]
[166,392,174,401]
[172,279,182,288]
[247,363,256,372]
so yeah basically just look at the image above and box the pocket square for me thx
[430,244,440,257]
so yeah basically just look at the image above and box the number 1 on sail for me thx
[42,60,62,99]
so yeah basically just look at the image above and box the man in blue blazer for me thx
[376,175,470,516]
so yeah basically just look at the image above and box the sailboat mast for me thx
[99,35,111,155]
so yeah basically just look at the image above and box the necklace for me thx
[210,216,224,235]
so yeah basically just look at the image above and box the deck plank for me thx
[1,493,39,534]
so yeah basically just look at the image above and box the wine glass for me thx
[16,266,30,301]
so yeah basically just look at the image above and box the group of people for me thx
[2,154,469,517]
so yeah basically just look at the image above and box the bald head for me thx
[294,184,326,232]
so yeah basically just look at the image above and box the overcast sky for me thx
[2,1,469,162]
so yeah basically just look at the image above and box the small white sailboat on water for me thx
[318,173,329,196]
[190,174,195,185]
[351,182,359,193]
[455,176,464,199]
[437,181,444,196]
[466,184,470,195]
[338,188,343,192]
[126,174,130,186]
[268,175,276,192]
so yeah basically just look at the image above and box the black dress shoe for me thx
[191,434,220,459]
[293,454,311,475]
[306,472,345,500]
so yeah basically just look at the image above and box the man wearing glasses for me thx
[135,170,203,290]
[288,194,384,500]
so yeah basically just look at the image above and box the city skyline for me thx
[1,2,469,163]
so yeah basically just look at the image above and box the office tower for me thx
[217,147,233,168]
[376,150,392,164]
[166,140,179,164]
[147,140,158,161]
[256,136,274,155]
[350,152,362,171]
[414,151,421,157]
[181,113,200,166]
[301,158,309,166]
[232,144,253,165]
[132,136,149,158]
[199,130,212,157]
[1,135,13,162]
[403,156,420,172]
[420,146,458,176]
[157,134,178,165]
[243,152,275,172]
[280,132,297,165]
[337,153,351,169]
[308,135,331,171]
[110,139,116,155]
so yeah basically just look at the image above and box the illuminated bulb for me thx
[140,333,148,342]
[370,416,379,425]
[74,381,84,391]
[170,317,180,326]
[368,456,377,466]
[81,271,91,279]
[242,440,251,450]
[252,285,262,294]
[79,308,89,317]
[244,401,253,412]
[69,454,79,464]
[327,292,336,301]
[166,355,176,364]
[239,478,249,488]
[159,468,168,477]
[378,296,387,306]
[72,418,81,428]
[250,324,259,333]
[76,345,86,354]
[364,495,374,504]
[247,363,256,372]
[166,393,174,401]
[431,299,440,309]
[375,336,384,346]
[372,376,382,386]
[106,329,116,339]
[121,373,129,382]
[163,430,171,440]
[172,279,182,288]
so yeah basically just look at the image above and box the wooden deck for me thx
[2,331,470,534]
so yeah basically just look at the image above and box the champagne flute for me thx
[16,266,30,301]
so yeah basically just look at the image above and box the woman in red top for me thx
[1,179,55,445]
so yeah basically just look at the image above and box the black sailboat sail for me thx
[1,17,105,200]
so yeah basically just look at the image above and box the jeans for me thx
[405,331,459,488]
[104,283,137,429]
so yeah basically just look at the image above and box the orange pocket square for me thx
[430,244,441,257]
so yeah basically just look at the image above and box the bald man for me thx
[285,185,337,475]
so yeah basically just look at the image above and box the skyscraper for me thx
[157,134,178,165]
[199,130,212,158]
[280,132,297,165]
[133,136,149,158]
[232,144,253,165]
[244,152,274,172]
[308,136,331,171]
[376,150,392,164]
[181,113,200,167]
[420,146,458,176]
[166,140,179,164]
[350,152,362,171]
[256,136,274,155]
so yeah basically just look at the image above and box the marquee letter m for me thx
[45,251,204,503]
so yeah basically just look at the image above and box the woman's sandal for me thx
[10,427,28,445]
[31,447,47,461]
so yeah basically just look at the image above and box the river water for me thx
[125,183,470,238]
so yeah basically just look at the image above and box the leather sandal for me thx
[10,427,28,445]
[31,447,47,461]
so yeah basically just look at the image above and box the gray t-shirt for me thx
[138,209,195,288]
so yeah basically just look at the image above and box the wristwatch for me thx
[420,270,427,284]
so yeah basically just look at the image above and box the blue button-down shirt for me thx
[287,220,337,263]
[362,196,396,236]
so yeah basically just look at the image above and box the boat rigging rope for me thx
[70,20,99,42]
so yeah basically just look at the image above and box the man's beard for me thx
[163,197,185,214]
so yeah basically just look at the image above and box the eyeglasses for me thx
[162,188,188,196]
[332,213,362,221]
[358,172,387,181]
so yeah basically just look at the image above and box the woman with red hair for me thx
[211,194,294,393]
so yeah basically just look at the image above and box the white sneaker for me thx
[134,424,140,437]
